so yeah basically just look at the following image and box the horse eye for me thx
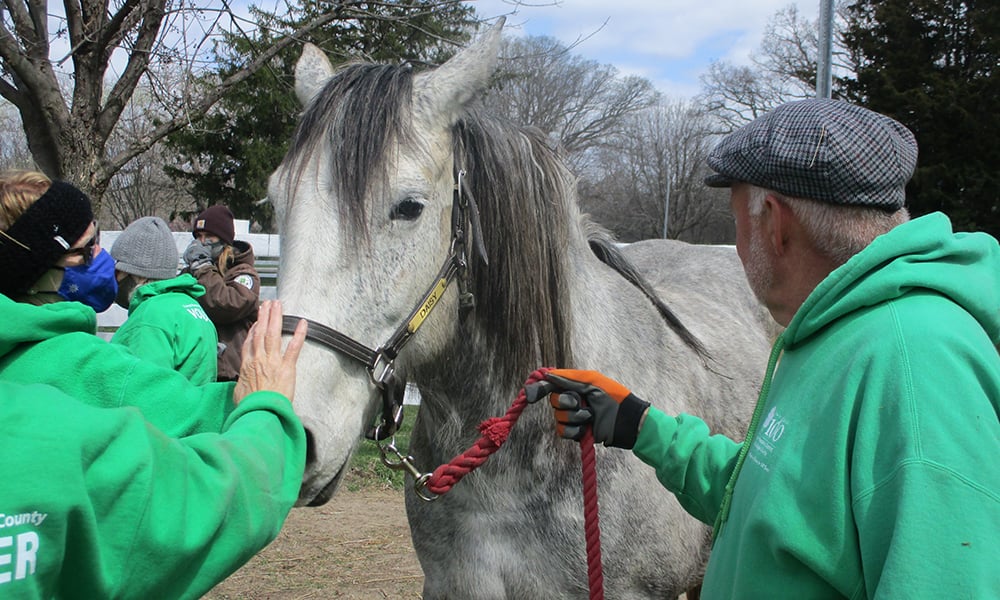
[390,198,425,221]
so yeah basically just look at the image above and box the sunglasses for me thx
[63,222,100,265]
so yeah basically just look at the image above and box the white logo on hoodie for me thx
[749,406,788,473]
[0,510,46,585]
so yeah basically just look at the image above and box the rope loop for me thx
[422,366,604,599]
[424,368,548,494]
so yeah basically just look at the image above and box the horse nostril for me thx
[303,426,318,466]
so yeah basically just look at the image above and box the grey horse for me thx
[269,19,776,599]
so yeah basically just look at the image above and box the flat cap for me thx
[704,99,917,210]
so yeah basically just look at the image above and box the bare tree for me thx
[101,156,195,230]
[482,34,658,170]
[0,0,471,207]
[100,79,196,229]
[0,99,31,168]
[697,61,788,132]
[697,1,855,131]
[479,36,729,243]
[580,98,734,243]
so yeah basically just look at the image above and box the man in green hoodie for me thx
[111,215,219,385]
[528,99,1000,598]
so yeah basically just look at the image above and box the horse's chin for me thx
[294,426,348,507]
[297,468,345,507]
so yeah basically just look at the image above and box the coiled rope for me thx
[423,367,605,600]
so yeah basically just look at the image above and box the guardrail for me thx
[256,257,279,290]
[96,229,282,334]
[97,257,279,337]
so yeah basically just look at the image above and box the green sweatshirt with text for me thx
[0,294,233,437]
[111,274,219,385]
[0,380,305,599]
[633,212,1000,598]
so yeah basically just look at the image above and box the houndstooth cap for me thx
[704,99,917,210]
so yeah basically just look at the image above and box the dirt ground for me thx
[204,487,424,599]
[203,487,694,600]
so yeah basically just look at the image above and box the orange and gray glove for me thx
[526,369,650,449]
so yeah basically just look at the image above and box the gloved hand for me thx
[526,369,650,449]
[183,239,213,272]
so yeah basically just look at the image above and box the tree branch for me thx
[101,9,347,179]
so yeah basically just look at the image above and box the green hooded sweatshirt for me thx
[111,274,219,385]
[0,294,233,437]
[0,380,305,599]
[633,213,1000,598]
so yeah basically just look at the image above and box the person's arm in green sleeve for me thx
[632,408,741,525]
[108,390,306,598]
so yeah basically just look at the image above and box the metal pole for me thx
[662,167,671,239]
[817,0,834,98]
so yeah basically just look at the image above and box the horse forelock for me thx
[453,111,576,379]
[282,62,415,246]
[282,60,577,383]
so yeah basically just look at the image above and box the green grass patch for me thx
[343,416,414,492]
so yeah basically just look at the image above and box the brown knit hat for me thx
[0,181,94,297]
[193,205,236,244]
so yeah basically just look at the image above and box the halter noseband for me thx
[281,169,485,441]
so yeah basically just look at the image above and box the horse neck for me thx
[413,235,670,417]
[407,244,688,476]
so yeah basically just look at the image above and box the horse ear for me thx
[295,43,335,106]
[413,17,505,128]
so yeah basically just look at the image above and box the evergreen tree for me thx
[164,1,475,230]
[842,0,999,236]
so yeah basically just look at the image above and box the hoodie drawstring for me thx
[712,333,786,544]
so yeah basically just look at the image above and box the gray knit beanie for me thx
[111,216,179,280]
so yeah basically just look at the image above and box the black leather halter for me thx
[281,170,486,440]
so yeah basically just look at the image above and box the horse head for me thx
[268,20,505,506]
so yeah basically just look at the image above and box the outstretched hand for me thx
[234,300,308,405]
[526,368,650,449]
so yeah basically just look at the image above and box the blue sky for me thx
[42,0,818,101]
[470,0,821,98]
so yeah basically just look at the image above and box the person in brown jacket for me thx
[182,205,260,381]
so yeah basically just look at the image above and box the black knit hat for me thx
[0,181,94,297]
[193,205,235,244]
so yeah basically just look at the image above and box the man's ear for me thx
[762,193,792,256]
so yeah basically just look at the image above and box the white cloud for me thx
[469,0,821,98]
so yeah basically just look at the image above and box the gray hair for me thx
[747,185,909,266]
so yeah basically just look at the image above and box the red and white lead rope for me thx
[423,367,605,600]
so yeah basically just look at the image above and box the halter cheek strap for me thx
[281,169,487,441]
[280,242,461,443]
